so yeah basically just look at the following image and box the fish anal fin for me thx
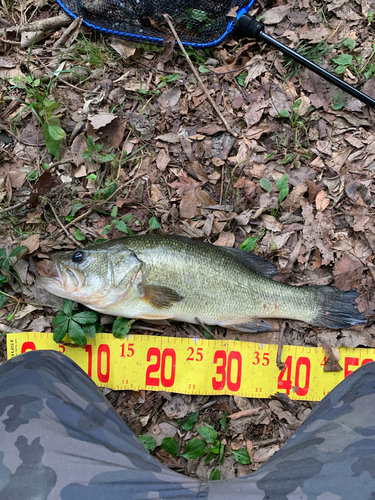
[139,285,184,309]
[223,319,273,333]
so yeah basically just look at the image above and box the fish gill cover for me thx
[54,0,256,47]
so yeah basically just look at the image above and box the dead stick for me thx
[0,13,71,37]
[49,203,84,248]
[276,321,286,370]
[53,16,82,49]
[0,201,27,215]
[55,208,92,236]
[163,14,237,138]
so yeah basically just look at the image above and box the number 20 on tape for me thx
[7,332,375,401]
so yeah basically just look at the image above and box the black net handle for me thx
[238,15,375,110]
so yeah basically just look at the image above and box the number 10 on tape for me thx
[7,332,375,401]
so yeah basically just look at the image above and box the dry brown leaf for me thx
[88,112,117,130]
[169,176,202,196]
[214,232,235,247]
[23,234,40,253]
[156,149,170,172]
[263,5,291,24]
[333,255,364,291]
[228,408,262,420]
[322,345,343,372]
[315,190,330,211]
[180,189,215,219]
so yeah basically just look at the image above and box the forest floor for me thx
[1,0,375,480]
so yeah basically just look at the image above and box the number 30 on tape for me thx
[6,332,375,401]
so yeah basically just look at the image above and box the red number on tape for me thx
[160,349,176,388]
[277,356,293,395]
[145,347,176,387]
[362,358,373,366]
[295,357,311,396]
[345,357,359,378]
[98,344,110,383]
[146,347,161,386]
[186,347,203,362]
[21,342,36,353]
[212,350,242,392]
[120,343,135,357]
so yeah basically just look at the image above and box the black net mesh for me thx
[56,0,253,47]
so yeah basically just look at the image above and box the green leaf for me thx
[332,93,346,110]
[278,186,289,203]
[48,124,66,141]
[220,412,228,430]
[9,246,28,258]
[198,65,209,73]
[278,109,289,118]
[0,274,8,286]
[69,202,85,217]
[260,177,272,193]
[240,236,258,252]
[236,71,248,87]
[276,174,288,192]
[209,468,221,480]
[138,435,157,451]
[62,299,74,317]
[334,65,348,74]
[42,123,60,159]
[230,448,251,465]
[112,317,134,338]
[86,173,97,181]
[68,320,87,346]
[52,316,69,342]
[101,225,113,235]
[292,98,301,112]
[73,310,98,325]
[332,54,353,66]
[111,206,118,218]
[115,220,132,235]
[0,294,7,307]
[123,214,133,223]
[180,439,207,460]
[197,426,217,444]
[148,216,161,230]
[178,410,199,431]
[161,437,179,457]
[342,38,356,51]
[26,170,39,181]
[74,228,86,241]
[83,323,97,339]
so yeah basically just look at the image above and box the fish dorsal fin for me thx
[220,247,277,278]
[139,285,184,309]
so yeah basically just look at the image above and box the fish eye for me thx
[72,251,85,263]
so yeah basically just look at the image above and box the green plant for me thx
[83,135,116,165]
[0,246,27,308]
[52,299,98,346]
[236,72,248,87]
[284,40,334,80]
[112,317,134,338]
[101,207,133,235]
[11,75,66,158]
[74,33,117,68]
[278,99,303,128]
[240,229,266,252]
[332,40,375,79]
[179,47,212,73]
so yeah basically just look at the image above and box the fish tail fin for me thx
[311,286,366,329]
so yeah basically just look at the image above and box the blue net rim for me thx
[55,0,256,48]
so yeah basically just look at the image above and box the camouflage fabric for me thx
[1,350,375,499]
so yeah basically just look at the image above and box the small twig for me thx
[163,14,237,138]
[105,171,147,202]
[52,16,82,49]
[49,203,84,248]
[219,163,225,205]
[0,13,71,37]
[131,325,165,333]
[276,320,286,370]
[0,37,21,45]
[55,208,92,236]
[0,201,27,215]
[138,60,178,75]
[195,317,217,339]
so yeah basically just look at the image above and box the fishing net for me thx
[55,0,256,47]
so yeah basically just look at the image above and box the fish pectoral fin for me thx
[223,319,273,333]
[139,284,184,309]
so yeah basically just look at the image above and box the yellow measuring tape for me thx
[6,332,374,401]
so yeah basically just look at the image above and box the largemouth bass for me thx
[38,234,366,332]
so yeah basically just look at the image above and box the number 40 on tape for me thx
[7,332,375,402]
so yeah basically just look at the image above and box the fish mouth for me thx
[37,258,85,298]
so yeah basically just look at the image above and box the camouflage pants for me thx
[1,350,375,500]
